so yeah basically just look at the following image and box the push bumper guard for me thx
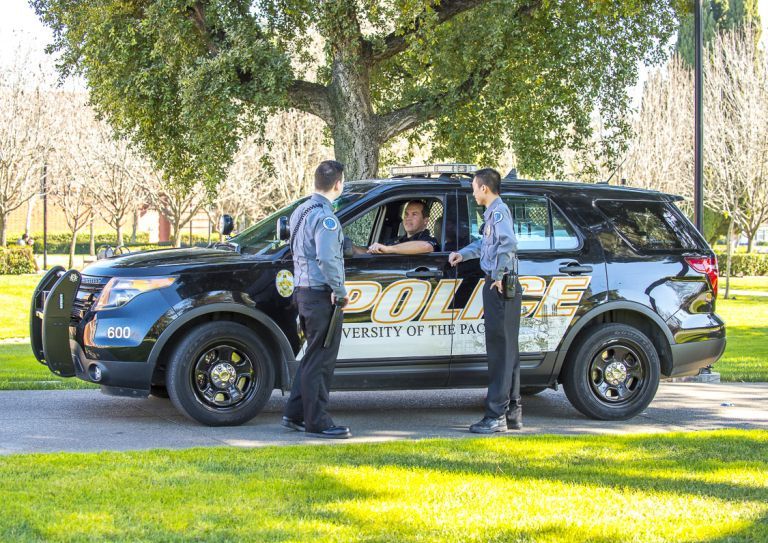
[29,267,81,377]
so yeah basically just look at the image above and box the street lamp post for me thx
[694,0,704,233]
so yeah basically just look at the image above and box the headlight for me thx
[93,276,177,311]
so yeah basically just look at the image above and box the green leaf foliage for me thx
[34,0,684,187]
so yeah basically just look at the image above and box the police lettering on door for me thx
[334,276,591,359]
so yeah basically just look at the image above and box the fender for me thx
[552,300,675,377]
[147,302,296,390]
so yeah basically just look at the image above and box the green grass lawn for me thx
[725,276,768,292]
[0,344,95,390]
[0,274,41,340]
[715,294,768,382]
[0,430,765,542]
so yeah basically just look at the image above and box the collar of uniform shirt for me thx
[311,193,333,206]
[483,196,504,221]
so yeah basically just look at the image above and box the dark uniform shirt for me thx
[387,229,440,251]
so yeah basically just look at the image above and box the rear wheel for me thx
[562,324,660,420]
[166,321,275,426]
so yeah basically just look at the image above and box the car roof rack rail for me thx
[389,163,478,179]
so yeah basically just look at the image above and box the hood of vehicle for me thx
[81,247,274,277]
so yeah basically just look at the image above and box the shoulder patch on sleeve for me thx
[493,211,504,224]
[322,216,338,231]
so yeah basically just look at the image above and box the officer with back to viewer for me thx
[281,160,351,439]
[448,168,523,433]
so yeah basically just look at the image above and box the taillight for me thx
[685,256,719,299]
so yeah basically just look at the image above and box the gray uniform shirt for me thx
[290,193,347,299]
[458,197,518,281]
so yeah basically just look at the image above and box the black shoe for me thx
[281,416,305,432]
[306,425,352,439]
[506,405,523,430]
[469,415,507,434]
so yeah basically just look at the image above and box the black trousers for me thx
[482,277,522,418]
[283,288,344,433]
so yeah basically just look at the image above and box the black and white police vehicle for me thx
[30,164,726,426]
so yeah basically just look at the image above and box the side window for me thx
[503,196,550,251]
[464,194,579,251]
[344,207,378,247]
[596,200,697,252]
[552,206,580,250]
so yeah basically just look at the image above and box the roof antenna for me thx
[603,155,628,185]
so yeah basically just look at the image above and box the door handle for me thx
[405,268,444,279]
[559,262,593,275]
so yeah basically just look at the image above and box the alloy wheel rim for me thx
[588,342,647,405]
[192,343,258,409]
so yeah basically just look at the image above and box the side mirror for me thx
[219,214,234,236]
[277,216,290,241]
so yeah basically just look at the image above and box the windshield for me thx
[229,192,367,255]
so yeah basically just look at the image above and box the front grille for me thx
[71,275,110,323]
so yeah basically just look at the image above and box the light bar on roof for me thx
[389,163,478,177]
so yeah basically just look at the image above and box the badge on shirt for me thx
[322,217,338,231]
[493,211,503,224]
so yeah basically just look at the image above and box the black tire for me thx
[562,323,660,421]
[520,386,547,396]
[166,321,276,426]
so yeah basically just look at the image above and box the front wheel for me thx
[562,323,660,420]
[166,321,275,426]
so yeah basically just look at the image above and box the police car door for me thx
[449,191,595,386]
[333,192,455,389]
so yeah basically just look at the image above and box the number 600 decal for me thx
[106,326,131,339]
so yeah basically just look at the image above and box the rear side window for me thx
[596,200,698,252]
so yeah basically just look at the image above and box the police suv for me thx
[30,164,726,426]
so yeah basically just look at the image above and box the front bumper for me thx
[30,268,173,394]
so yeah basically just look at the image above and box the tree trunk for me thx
[69,227,80,269]
[725,216,734,299]
[131,208,139,243]
[25,196,36,238]
[116,223,124,247]
[0,213,6,247]
[746,232,755,254]
[173,218,182,248]
[328,57,380,180]
[89,218,95,256]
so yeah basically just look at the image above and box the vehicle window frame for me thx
[341,191,451,258]
[593,198,698,255]
[462,190,584,254]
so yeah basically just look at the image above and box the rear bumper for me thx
[669,336,727,377]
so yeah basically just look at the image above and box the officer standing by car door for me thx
[281,160,351,439]
[449,168,523,433]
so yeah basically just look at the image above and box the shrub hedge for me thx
[0,246,37,274]
[716,253,768,276]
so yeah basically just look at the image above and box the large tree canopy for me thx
[34,0,682,188]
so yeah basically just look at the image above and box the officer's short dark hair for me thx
[315,160,344,191]
[474,168,501,195]
[404,200,429,218]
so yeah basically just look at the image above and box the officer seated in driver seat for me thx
[347,200,439,256]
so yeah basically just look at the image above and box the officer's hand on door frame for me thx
[448,252,463,267]
[331,293,349,307]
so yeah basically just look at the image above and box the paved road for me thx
[1,383,766,455]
